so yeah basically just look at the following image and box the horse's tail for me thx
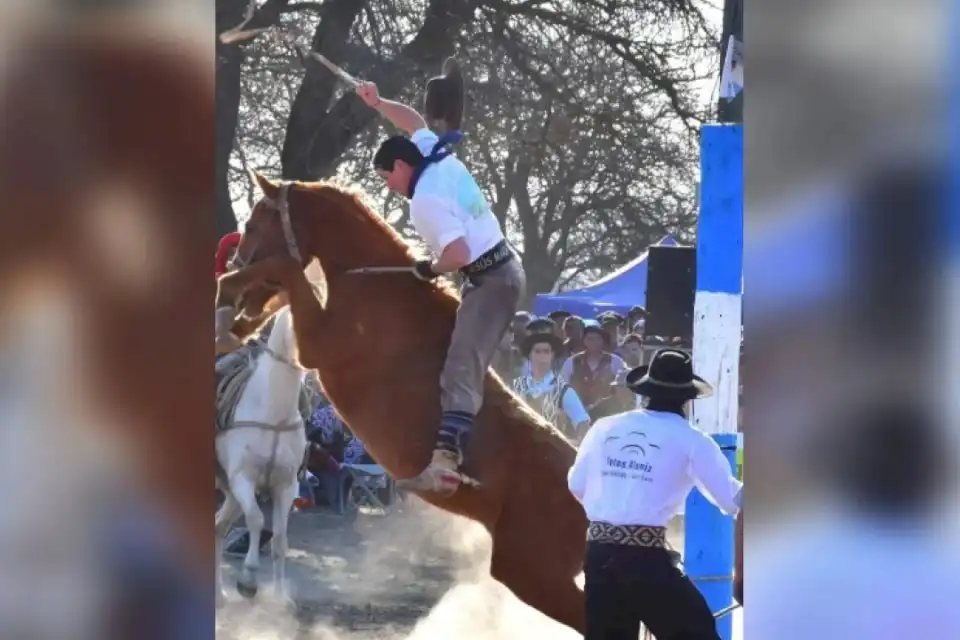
[424,57,464,133]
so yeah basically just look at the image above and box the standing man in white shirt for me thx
[568,349,743,640]
[354,63,525,495]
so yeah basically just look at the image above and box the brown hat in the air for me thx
[424,58,465,133]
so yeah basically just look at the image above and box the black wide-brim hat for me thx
[625,348,713,400]
[526,317,556,334]
[547,310,571,321]
[520,331,563,357]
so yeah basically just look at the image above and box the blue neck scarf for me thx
[407,130,464,198]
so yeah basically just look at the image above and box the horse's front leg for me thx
[215,489,243,607]
[270,480,298,601]
[228,475,264,599]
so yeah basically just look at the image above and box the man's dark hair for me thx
[373,136,423,171]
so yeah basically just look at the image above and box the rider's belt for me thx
[587,522,667,548]
[460,239,513,278]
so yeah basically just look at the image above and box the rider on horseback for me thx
[355,60,526,494]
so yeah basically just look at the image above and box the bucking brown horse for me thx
[216,174,588,633]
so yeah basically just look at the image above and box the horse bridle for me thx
[229,181,304,271]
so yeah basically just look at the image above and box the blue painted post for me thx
[685,123,743,640]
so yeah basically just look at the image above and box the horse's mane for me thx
[295,179,462,302]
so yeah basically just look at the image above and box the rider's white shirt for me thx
[409,128,504,261]
[568,409,742,526]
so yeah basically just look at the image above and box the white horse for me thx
[215,306,307,604]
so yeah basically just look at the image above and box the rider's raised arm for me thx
[373,98,427,135]
[355,81,427,134]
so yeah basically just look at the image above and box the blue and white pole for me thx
[685,123,743,640]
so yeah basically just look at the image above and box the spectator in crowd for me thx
[620,333,644,368]
[546,310,572,358]
[598,311,626,345]
[611,334,645,412]
[513,331,591,441]
[547,310,571,335]
[526,316,555,336]
[215,231,242,360]
[215,231,241,279]
[520,317,565,373]
[511,311,532,348]
[627,305,648,334]
[305,400,375,505]
[561,321,627,422]
[562,315,585,356]
[491,326,524,382]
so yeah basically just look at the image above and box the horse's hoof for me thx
[236,580,258,599]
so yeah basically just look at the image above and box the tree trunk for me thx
[215,41,243,239]
[281,0,369,180]
[215,0,293,238]
[214,0,252,240]
[281,0,474,181]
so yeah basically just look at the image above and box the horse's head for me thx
[231,172,417,319]
[230,171,313,318]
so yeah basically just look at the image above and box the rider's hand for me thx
[355,82,381,108]
[412,260,439,281]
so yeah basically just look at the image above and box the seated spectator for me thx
[512,331,591,441]
[561,321,627,422]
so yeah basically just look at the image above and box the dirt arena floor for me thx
[216,499,741,639]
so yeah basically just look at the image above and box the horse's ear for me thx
[250,170,277,197]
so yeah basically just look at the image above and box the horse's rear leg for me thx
[215,489,243,606]
[229,475,263,598]
[270,481,297,599]
[490,540,585,635]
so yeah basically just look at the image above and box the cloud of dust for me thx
[217,499,581,640]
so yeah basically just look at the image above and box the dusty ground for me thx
[215,500,740,640]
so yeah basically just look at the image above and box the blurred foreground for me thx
[746,0,960,638]
[0,2,213,638]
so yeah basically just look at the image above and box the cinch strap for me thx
[408,130,464,198]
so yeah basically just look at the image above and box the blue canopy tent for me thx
[533,235,681,318]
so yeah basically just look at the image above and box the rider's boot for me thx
[396,411,478,495]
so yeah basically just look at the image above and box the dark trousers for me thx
[584,542,720,640]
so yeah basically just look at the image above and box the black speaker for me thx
[645,246,696,341]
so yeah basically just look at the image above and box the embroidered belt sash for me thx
[587,522,667,548]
